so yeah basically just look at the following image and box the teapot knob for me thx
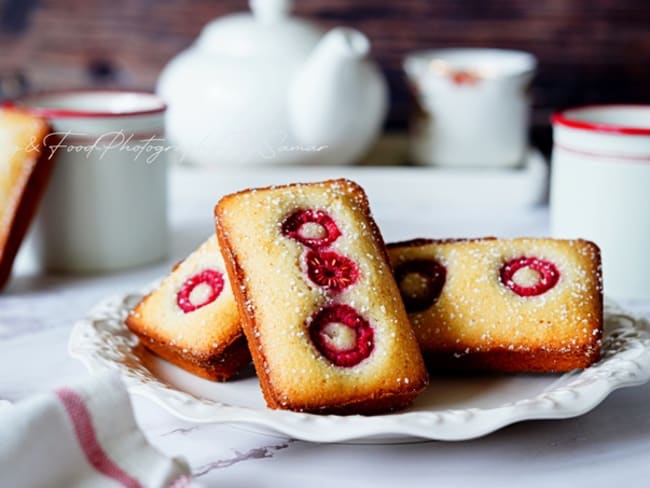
[249,0,292,23]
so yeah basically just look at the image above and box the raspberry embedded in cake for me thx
[281,209,341,249]
[305,250,359,293]
[177,269,225,313]
[395,259,447,312]
[309,304,374,367]
[216,180,429,413]
[388,238,602,373]
[500,257,560,297]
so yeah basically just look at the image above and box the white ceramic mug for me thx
[550,105,650,300]
[404,48,536,167]
[14,90,169,272]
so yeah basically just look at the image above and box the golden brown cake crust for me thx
[129,321,250,381]
[125,236,250,381]
[0,108,56,290]
[216,179,428,414]
[388,237,603,373]
[387,237,497,249]
[423,347,598,373]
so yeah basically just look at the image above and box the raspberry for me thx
[309,304,374,367]
[500,257,560,297]
[305,250,359,293]
[395,259,446,312]
[176,269,224,313]
[281,209,341,249]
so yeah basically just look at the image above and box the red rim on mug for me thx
[552,104,650,136]
[3,89,166,118]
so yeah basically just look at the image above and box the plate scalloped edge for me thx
[69,291,650,442]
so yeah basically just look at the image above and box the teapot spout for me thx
[288,27,387,152]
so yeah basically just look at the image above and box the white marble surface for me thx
[2,166,650,487]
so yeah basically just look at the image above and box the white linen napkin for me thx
[0,372,195,488]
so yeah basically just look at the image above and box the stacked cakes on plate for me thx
[126,179,603,415]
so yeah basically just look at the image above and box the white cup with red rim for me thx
[550,104,650,300]
[403,48,536,167]
[11,89,169,272]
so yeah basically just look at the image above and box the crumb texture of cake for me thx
[0,108,53,289]
[125,235,249,381]
[388,238,603,372]
[216,179,428,414]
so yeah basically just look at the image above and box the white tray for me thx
[173,148,548,210]
[69,293,650,443]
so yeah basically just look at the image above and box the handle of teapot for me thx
[250,0,292,23]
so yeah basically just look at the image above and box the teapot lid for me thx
[197,0,323,57]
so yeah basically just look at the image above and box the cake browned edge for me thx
[387,237,497,249]
[387,237,604,373]
[0,111,57,290]
[215,179,429,415]
[125,292,251,382]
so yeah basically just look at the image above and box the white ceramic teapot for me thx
[157,0,388,166]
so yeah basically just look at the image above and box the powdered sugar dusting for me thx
[217,179,426,408]
[128,235,242,363]
[388,238,603,370]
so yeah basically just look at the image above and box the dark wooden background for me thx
[1,0,649,153]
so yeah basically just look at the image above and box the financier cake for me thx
[388,238,603,372]
[126,235,250,381]
[215,179,428,414]
[0,107,54,289]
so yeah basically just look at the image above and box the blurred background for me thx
[1,0,648,155]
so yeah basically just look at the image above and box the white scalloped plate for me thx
[69,292,650,443]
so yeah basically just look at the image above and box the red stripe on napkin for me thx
[56,388,143,488]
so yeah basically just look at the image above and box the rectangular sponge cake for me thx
[126,235,250,381]
[215,179,428,414]
[0,108,54,289]
[388,238,603,372]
